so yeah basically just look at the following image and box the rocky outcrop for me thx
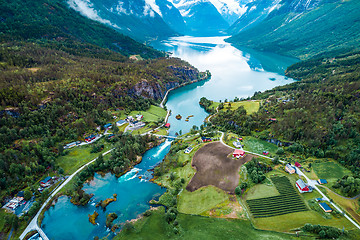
[127,65,200,100]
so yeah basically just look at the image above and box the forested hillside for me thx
[227,0,360,59]
[0,0,206,210]
[0,0,161,58]
[211,51,360,175]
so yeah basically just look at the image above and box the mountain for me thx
[155,0,187,34]
[228,0,282,34]
[227,0,360,59]
[209,0,248,25]
[0,0,162,58]
[67,0,179,41]
[169,0,230,36]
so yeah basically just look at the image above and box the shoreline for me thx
[159,72,211,109]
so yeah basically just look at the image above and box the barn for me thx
[295,179,312,193]
[317,179,328,184]
[233,149,245,158]
[285,164,296,174]
[319,202,332,213]
[295,162,301,168]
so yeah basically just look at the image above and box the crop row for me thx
[246,176,307,218]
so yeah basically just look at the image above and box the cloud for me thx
[67,0,120,29]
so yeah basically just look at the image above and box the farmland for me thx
[187,142,253,193]
[246,176,308,218]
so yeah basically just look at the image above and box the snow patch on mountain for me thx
[209,0,246,15]
[145,0,162,16]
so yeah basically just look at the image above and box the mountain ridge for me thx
[227,0,360,59]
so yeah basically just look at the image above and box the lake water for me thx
[42,36,297,239]
[153,36,297,135]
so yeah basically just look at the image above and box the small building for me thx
[318,179,328,185]
[319,202,332,213]
[184,147,193,154]
[269,118,277,122]
[315,198,323,202]
[164,123,170,128]
[104,123,112,129]
[3,196,24,211]
[85,134,96,142]
[107,134,115,140]
[233,141,242,148]
[201,137,212,142]
[263,151,269,156]
[116,120,127,126]
[130,122,145,130]
[238,137,243,141]
[64,141,80,149]
[285,164,296,174]
[40,176,52,188]
[126,116,134,122]
[233,149,245,158]
[295,162,301,168]
[296,179,312,193]
[136,114,143,121]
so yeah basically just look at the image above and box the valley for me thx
[1,0,360,239]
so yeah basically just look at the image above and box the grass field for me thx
[246,176,308,218]
[312,160,352,181]
[211,100,260,115]
[152,127,168,136]
[246,183,279,200]
[253,210,357,233]
[57,140,111,174]
[243,136,278,155]
[178,186,229,215]
[117,105,166,123]
[115,207,303,240]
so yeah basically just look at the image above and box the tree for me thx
[235,186,242,195]
[58,167,64,175]
[272,156,280,165]
[240,182,248,190]
[24,189,32,200]
[113,125,119,133]
[58,143,64,155]
[170,172,176,181]
[276,148,285,155]
[319,230,327,239]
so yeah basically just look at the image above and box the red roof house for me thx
[164,123,170,128]
[296,179,312,193]
[233,149,245,158]
[295,162,301,168]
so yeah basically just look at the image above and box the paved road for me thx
[318,185,360,200]
[295,166,360,230]
[19,149,114,240]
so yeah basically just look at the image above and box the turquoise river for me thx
[41,36,297,239]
